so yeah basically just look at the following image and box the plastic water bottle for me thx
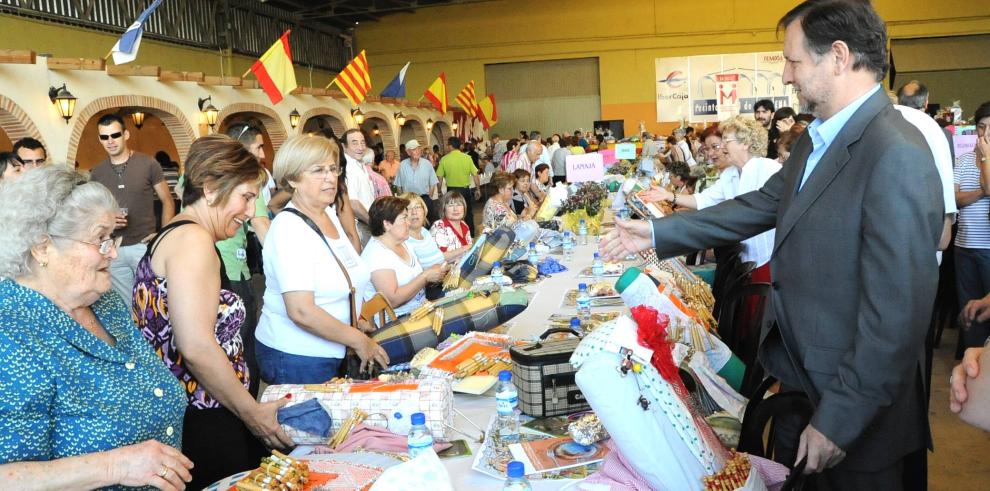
[491,261,504,288]
[578,219,589,245]
[407,412,433,458]
[576,283,592,321]
[495,370,520,444]
[592,252,605,280]
[570,317,583,336]
[528,241,539,265]
[562,231,575,262]
[502,461,532,491]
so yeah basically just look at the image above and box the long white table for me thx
[443,239,634,490]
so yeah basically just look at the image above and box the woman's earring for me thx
[39,261,48,268]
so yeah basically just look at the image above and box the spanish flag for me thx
[477,94,497,129]
[455,80,478,118]
[424,72,448,114]
[250,31,297,105]
[330,50,372,105]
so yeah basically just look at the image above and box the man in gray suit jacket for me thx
[602,2,943,488]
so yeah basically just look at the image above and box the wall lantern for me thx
[289,108,301,129]
[48,84,77,124]
[131,111,146,129]
[451,121,459,131]
[426,118,434,130]
[395,112,406,126]
[198,96,219,130]
[352,108,365,125]
[372,125,380,136]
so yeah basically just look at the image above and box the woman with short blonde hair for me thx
[257,134,387,384]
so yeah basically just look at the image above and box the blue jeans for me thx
[955,246,990,349]
[255,341,342,385]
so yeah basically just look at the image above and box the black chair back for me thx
[711,243,744,315]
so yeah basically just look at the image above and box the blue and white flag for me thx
[379,62,410,98]
[110,0,163,65]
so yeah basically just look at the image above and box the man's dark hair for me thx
[12,137,45,157]
[574,130,582,137]
[225,123,263,146]
[534,163,550,176]
[97,113,126,128]
[492,133,500,139]
[754,99,776,113]
[667,161,692,182]
[447,136,461,149]
[779,0,889,82]
[975,101,990,125]
[896,80,929,110]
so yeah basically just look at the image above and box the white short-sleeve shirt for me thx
[893,105,957,215]
[361,238,426,318]
[256,204,370,358]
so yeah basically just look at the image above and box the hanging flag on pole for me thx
[424,72,448,114]
[477,94,498,129]
[247,30,297,105]
[329,50,372,105]
[108,0,163,64]
[455,80,478,118]
[380,62,410,98]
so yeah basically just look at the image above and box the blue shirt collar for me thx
[807,84,882,151]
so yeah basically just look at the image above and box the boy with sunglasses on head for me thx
[89,113,175,301]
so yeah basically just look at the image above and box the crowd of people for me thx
[1,1,989,489]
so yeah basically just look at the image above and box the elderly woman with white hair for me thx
[0,166,193,490]
[640,115,781,275]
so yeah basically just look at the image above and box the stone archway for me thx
[432,120,452,148]
[68,95,195,165]
[216,103,288,153]
[359,110,398,157]
[399,114,429,149]
[299,107,349,138]
[0,95,46,152]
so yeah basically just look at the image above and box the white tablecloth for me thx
[443,240,633,490]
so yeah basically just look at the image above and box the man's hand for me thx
[796,425,846,474]
[950,347,983,413]
[598,219,653,261]
[961,296,990,328]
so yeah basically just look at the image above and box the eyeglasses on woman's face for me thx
[306,164,342,178]
[51,235,123,255]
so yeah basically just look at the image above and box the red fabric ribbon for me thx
[630,305,680,385]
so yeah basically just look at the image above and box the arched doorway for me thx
[0,96,46,153]
[299,107,348,139]
[217,103,288,171]
[398,116,428,157]
[68,96,194,170]
[359,110,398,159]
[431,120,452,152]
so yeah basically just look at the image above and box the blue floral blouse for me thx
[0,280,186,474]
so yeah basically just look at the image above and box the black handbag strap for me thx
[282,208,358,328]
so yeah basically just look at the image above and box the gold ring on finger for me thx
[158,465,169,478]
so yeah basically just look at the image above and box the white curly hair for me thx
[0,165,118,279]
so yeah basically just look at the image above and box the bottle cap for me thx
[529,242,536,247]
[564,231,571,237]
[594,252,600,259]
[493,261,501,268]
[614,267,642,294]
[411,412,425,425]
[498,369,512,381]
[578,282,587,290]
[570,318,581,328]
[507,461,525,478]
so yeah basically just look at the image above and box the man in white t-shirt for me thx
[894,81,957,257]
[343,129,376,245]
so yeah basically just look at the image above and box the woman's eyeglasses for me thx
[50,235,123,255]
[307,165,343,178]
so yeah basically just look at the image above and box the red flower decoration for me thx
[630,305,680,384]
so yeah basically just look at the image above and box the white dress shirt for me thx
[345,153,375,211]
